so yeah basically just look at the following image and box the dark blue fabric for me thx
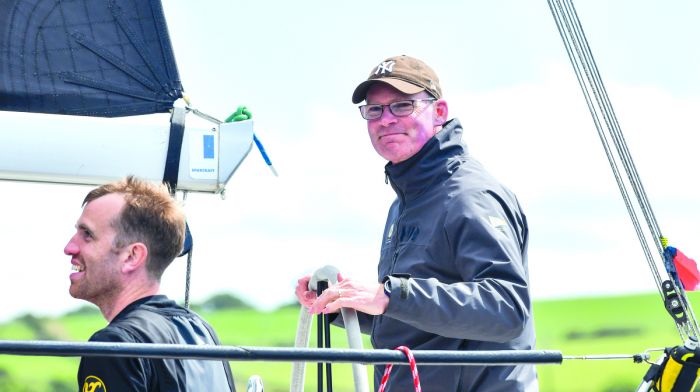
[179,221,193,257]
[664,246,679,279]
[0,0,182,117]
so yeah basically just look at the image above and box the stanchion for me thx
[317,280,333,392]
[291,265,370,392]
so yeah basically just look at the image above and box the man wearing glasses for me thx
[296,55,537,391]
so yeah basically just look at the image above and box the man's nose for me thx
[378,106,398,126]
[64,235,78,255]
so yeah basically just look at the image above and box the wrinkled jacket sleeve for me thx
[382,190,531,343]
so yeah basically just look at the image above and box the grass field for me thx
[0,292,698,391]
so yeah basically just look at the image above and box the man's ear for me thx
[434,100,448,125]
[122,243,148,274]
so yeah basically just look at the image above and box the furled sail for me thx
[0,0,261,194]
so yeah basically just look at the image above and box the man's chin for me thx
[68,286,83,300]
[378,147,408,163]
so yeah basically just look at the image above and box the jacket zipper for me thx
[373,171,405,342]
[388,174,406,276]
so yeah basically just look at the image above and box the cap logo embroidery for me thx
[374,60,396,75]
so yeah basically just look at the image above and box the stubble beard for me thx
[70,264,122,311]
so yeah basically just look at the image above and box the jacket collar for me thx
[384,118,467,199]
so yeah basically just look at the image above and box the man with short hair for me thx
[65,176,235,391]
[296,55,537,391]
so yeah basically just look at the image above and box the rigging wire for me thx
[547,0,699,341]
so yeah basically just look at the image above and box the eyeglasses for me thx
[358,99,436,120]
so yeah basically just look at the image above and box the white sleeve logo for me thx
[483,215,508,234]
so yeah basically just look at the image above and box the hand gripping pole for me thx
[290,265,369,392]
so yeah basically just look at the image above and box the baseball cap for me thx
[351,55,442,104]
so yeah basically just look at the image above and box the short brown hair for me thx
[83,176,185,280]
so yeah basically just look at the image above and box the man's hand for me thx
[307,274,389,316]
[295,275,317,308]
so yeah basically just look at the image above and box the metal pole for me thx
[324,301,333,392]
[0,340,565,365]
[317,282,327,392]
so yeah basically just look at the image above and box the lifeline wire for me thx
[547,0,699,341]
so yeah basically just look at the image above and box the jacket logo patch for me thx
[385,223,395,245]
[483,215,507,234]
[82,375,106,392]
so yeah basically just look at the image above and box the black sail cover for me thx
[0,0,183,117]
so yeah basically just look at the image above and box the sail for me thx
[0,0,182,117]
[0,0,259,195]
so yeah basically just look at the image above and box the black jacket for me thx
[77,295,235,391]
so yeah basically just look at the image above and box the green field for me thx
[0,293,697,391]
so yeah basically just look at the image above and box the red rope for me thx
[378,346,422,392]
